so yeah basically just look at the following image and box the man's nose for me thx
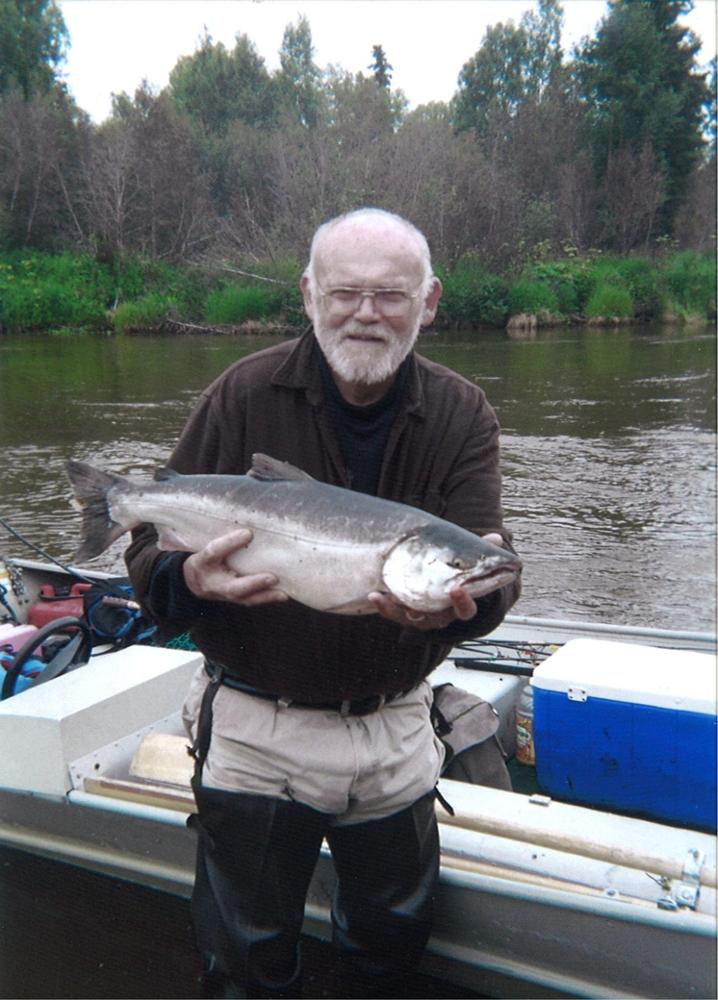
[353,292,381,321]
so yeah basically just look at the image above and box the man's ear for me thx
[420,277,443,327]
[300,275,316,322]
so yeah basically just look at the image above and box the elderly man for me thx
[125,207,520,999]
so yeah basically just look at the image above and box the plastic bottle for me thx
[515,681,535,766]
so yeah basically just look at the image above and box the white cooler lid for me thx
[531,638,716,715]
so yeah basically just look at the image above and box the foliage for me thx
[204,284,284,324]
[168,32,276,135]
[276,16,323,127]
[575,0,710,234]
[0,250,109,331]
[662,250,717,315]
[0,0,68,98]
[582,257,662,318]
[584,283,635,319]
[521,259,582,314]
[369,45,393,89]
[112,293,177,334]
[0,5,714,275]
[508,278,560,316]
[453,0,563,136]
[437,256,510,327]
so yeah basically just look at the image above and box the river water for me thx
[0,325,715,632]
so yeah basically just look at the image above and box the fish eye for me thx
[448,557,468,570]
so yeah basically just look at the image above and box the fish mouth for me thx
[461,563,521,598]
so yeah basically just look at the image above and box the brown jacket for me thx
[125,330,520,701]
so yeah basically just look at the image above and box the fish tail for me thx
[66,460,130,561]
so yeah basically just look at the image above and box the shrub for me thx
[586,257,660,319]
[0,251,109,331]
[205,284,283,324]
[438,256,509,327]
[113,293,177,333]
[584,283,634,318]
[508,278,560,316]
[521,260,580,315]
[662,251,716,317]
[613,257,661,318]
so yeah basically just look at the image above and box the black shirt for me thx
[318,351,410,495]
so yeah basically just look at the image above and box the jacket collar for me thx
[271,327,426,418]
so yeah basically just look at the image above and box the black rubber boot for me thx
[326,791,440,999]
[189,785,328,998]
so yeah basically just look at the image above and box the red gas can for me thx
[28,583,92,628]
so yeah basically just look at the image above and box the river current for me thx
[0,325,715,632]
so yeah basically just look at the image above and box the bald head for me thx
[304,208,434,295]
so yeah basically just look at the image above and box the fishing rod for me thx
[0,513,96,585]
[450,638,562,677]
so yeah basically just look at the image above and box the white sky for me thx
[58,0,717,124]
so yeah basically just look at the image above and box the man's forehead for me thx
[315,220,425,277]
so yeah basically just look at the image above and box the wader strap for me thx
[188,661,224,786]
[433,784,455,817]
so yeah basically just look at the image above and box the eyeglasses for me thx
[317,283,422,317]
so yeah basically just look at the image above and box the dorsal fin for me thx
[248,454,315,483]
[154,467,181,482]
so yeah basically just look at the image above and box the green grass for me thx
[661,251,716,318]
[204,284,285,324]
[508,278,560,316]
[113,293,177,333]
[584,283,634,318]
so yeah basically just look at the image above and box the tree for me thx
[575,0,709,233]
[81,84,213,259]
[453,0,564,136]
[704,56,716,159]
[0,88,87,248]
[369,45,393,89]
[276,16,323,127]
[0,0,68,99]
[169,32,276,135]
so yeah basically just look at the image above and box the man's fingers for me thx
[482,532,504,548]
[200,528,253,563]
[368,591,404,623]
[224,573,284,604]
[449,586,478,620]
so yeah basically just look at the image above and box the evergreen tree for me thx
[704,56,716,159]
[369,45,393,89]
[0,0,68,98]
[575,0,709,232]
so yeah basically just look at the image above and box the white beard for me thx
[314,320,421,385]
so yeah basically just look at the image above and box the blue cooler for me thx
[531,638,717,831]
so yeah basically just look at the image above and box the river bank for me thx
[0,248,714,336]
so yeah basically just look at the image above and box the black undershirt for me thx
[318,351,410,495]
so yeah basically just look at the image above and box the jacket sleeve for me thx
[433,390,521,640]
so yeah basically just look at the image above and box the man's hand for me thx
[368,532,504,631]
[182,528,288,607]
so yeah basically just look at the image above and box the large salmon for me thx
[66,454,521,615]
